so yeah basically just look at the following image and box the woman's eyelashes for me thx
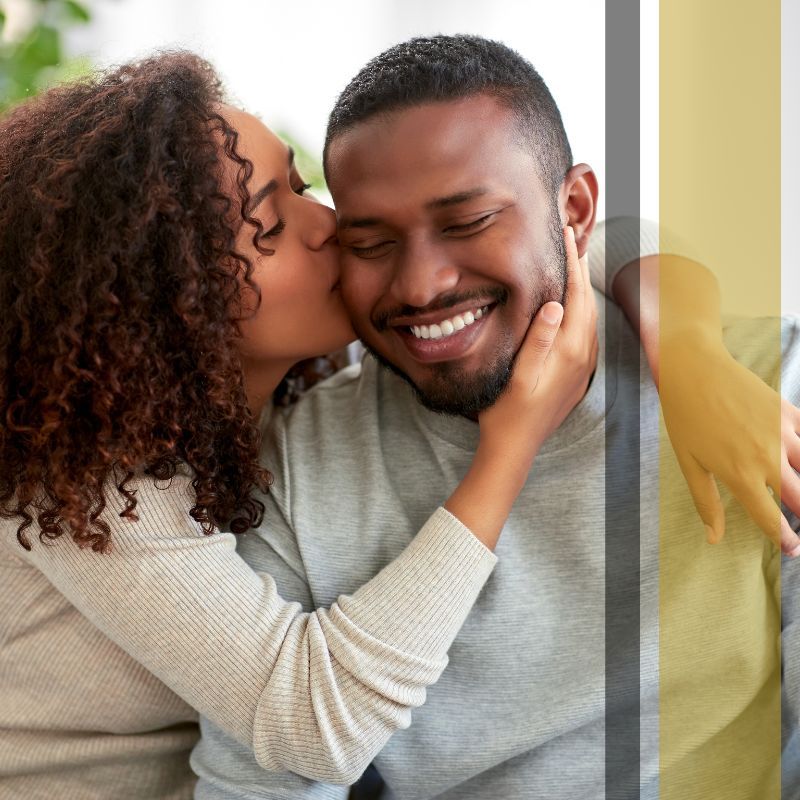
[257,180,312,246]
[260,218,286,240]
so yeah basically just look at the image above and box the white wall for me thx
[63,0,611,216]
[784,0,799,316]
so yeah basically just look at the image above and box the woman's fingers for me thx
[733,480,785,550]
[676,450,800,555]
[772,465,800,555]
[787,435,800,473]
[557,226,596,370]
[787,397,800,435]
[784,401,800,472]
[512,301,564,393]
[559,226,585,334]
[676,450,725,543]
[781,514,800,557]
[781,460,800,524]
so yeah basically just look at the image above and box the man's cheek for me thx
[342,268,382,315]
[339,267,365,313]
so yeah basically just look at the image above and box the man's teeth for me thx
[410,306,488,340]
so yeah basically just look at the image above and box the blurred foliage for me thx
[0,0,92,112]
[277,128,327,194]
[0,2,328,198]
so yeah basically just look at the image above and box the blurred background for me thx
[2,0,796,312]
[0,0,637,221]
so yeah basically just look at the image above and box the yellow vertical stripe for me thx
[660,2,782,799]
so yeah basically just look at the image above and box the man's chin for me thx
[365,345,514,418]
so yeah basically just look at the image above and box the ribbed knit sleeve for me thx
[248,506,496,781]
[588,217,674,298]
[16,472,496,784]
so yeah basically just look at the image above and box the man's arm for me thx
[781,318,800,792]
[193,720,346,800]
[781,540,800,793]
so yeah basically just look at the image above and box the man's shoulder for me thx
[283,358,376,425]
[722,314,800,400]
[267,357,389,468]
[304,360,365,397]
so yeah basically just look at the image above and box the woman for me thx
[0,52,599,798]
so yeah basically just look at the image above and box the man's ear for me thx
[558,164,598,259]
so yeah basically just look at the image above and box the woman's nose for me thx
[305,200,338,251]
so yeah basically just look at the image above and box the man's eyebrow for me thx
[338,216,383,231]
[245,148,296,216]
[338,187,491,231]
[426,187,489,209]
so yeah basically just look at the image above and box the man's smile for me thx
[389,303,497,364]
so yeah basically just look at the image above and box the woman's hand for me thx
[444,226,598,550]
[660,327,800,556]
[477,225,598,457]
[614,253,800,556]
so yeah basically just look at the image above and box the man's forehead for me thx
[329,96,520,175]
[327,96,538,208]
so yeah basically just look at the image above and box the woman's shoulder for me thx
[1,464,219,564]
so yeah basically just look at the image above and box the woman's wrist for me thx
[444,438,540,550]
[476,428,542,476]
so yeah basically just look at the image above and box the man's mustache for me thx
[372,286,509,332]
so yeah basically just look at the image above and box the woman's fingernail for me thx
[704,524,716,542]
[790,543,800,558]
[541,303,562,325]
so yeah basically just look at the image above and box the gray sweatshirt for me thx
[192,297,800,800]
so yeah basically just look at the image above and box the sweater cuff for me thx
[588,217,664,298]
[335,507,497,661]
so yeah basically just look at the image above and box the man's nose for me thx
[389,239,459,309]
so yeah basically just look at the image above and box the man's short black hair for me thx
[324,34,573,194]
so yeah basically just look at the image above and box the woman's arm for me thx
[17,474,493,785]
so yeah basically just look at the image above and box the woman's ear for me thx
[558,164,598,258]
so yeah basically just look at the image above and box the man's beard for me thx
[364,207,567,418]
[364,328,517,417]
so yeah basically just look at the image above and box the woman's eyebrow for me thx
[246,180,278,216]
[246,148,296,216]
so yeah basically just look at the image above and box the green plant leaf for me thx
[63,0,91,23]
[19,25,61,68]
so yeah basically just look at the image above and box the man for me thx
[191,35,800,799]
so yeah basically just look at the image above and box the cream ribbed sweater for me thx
[0,470,496,799]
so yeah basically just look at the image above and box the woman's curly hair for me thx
[0,52,274,552]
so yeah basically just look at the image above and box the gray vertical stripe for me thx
[605,1,642,798]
